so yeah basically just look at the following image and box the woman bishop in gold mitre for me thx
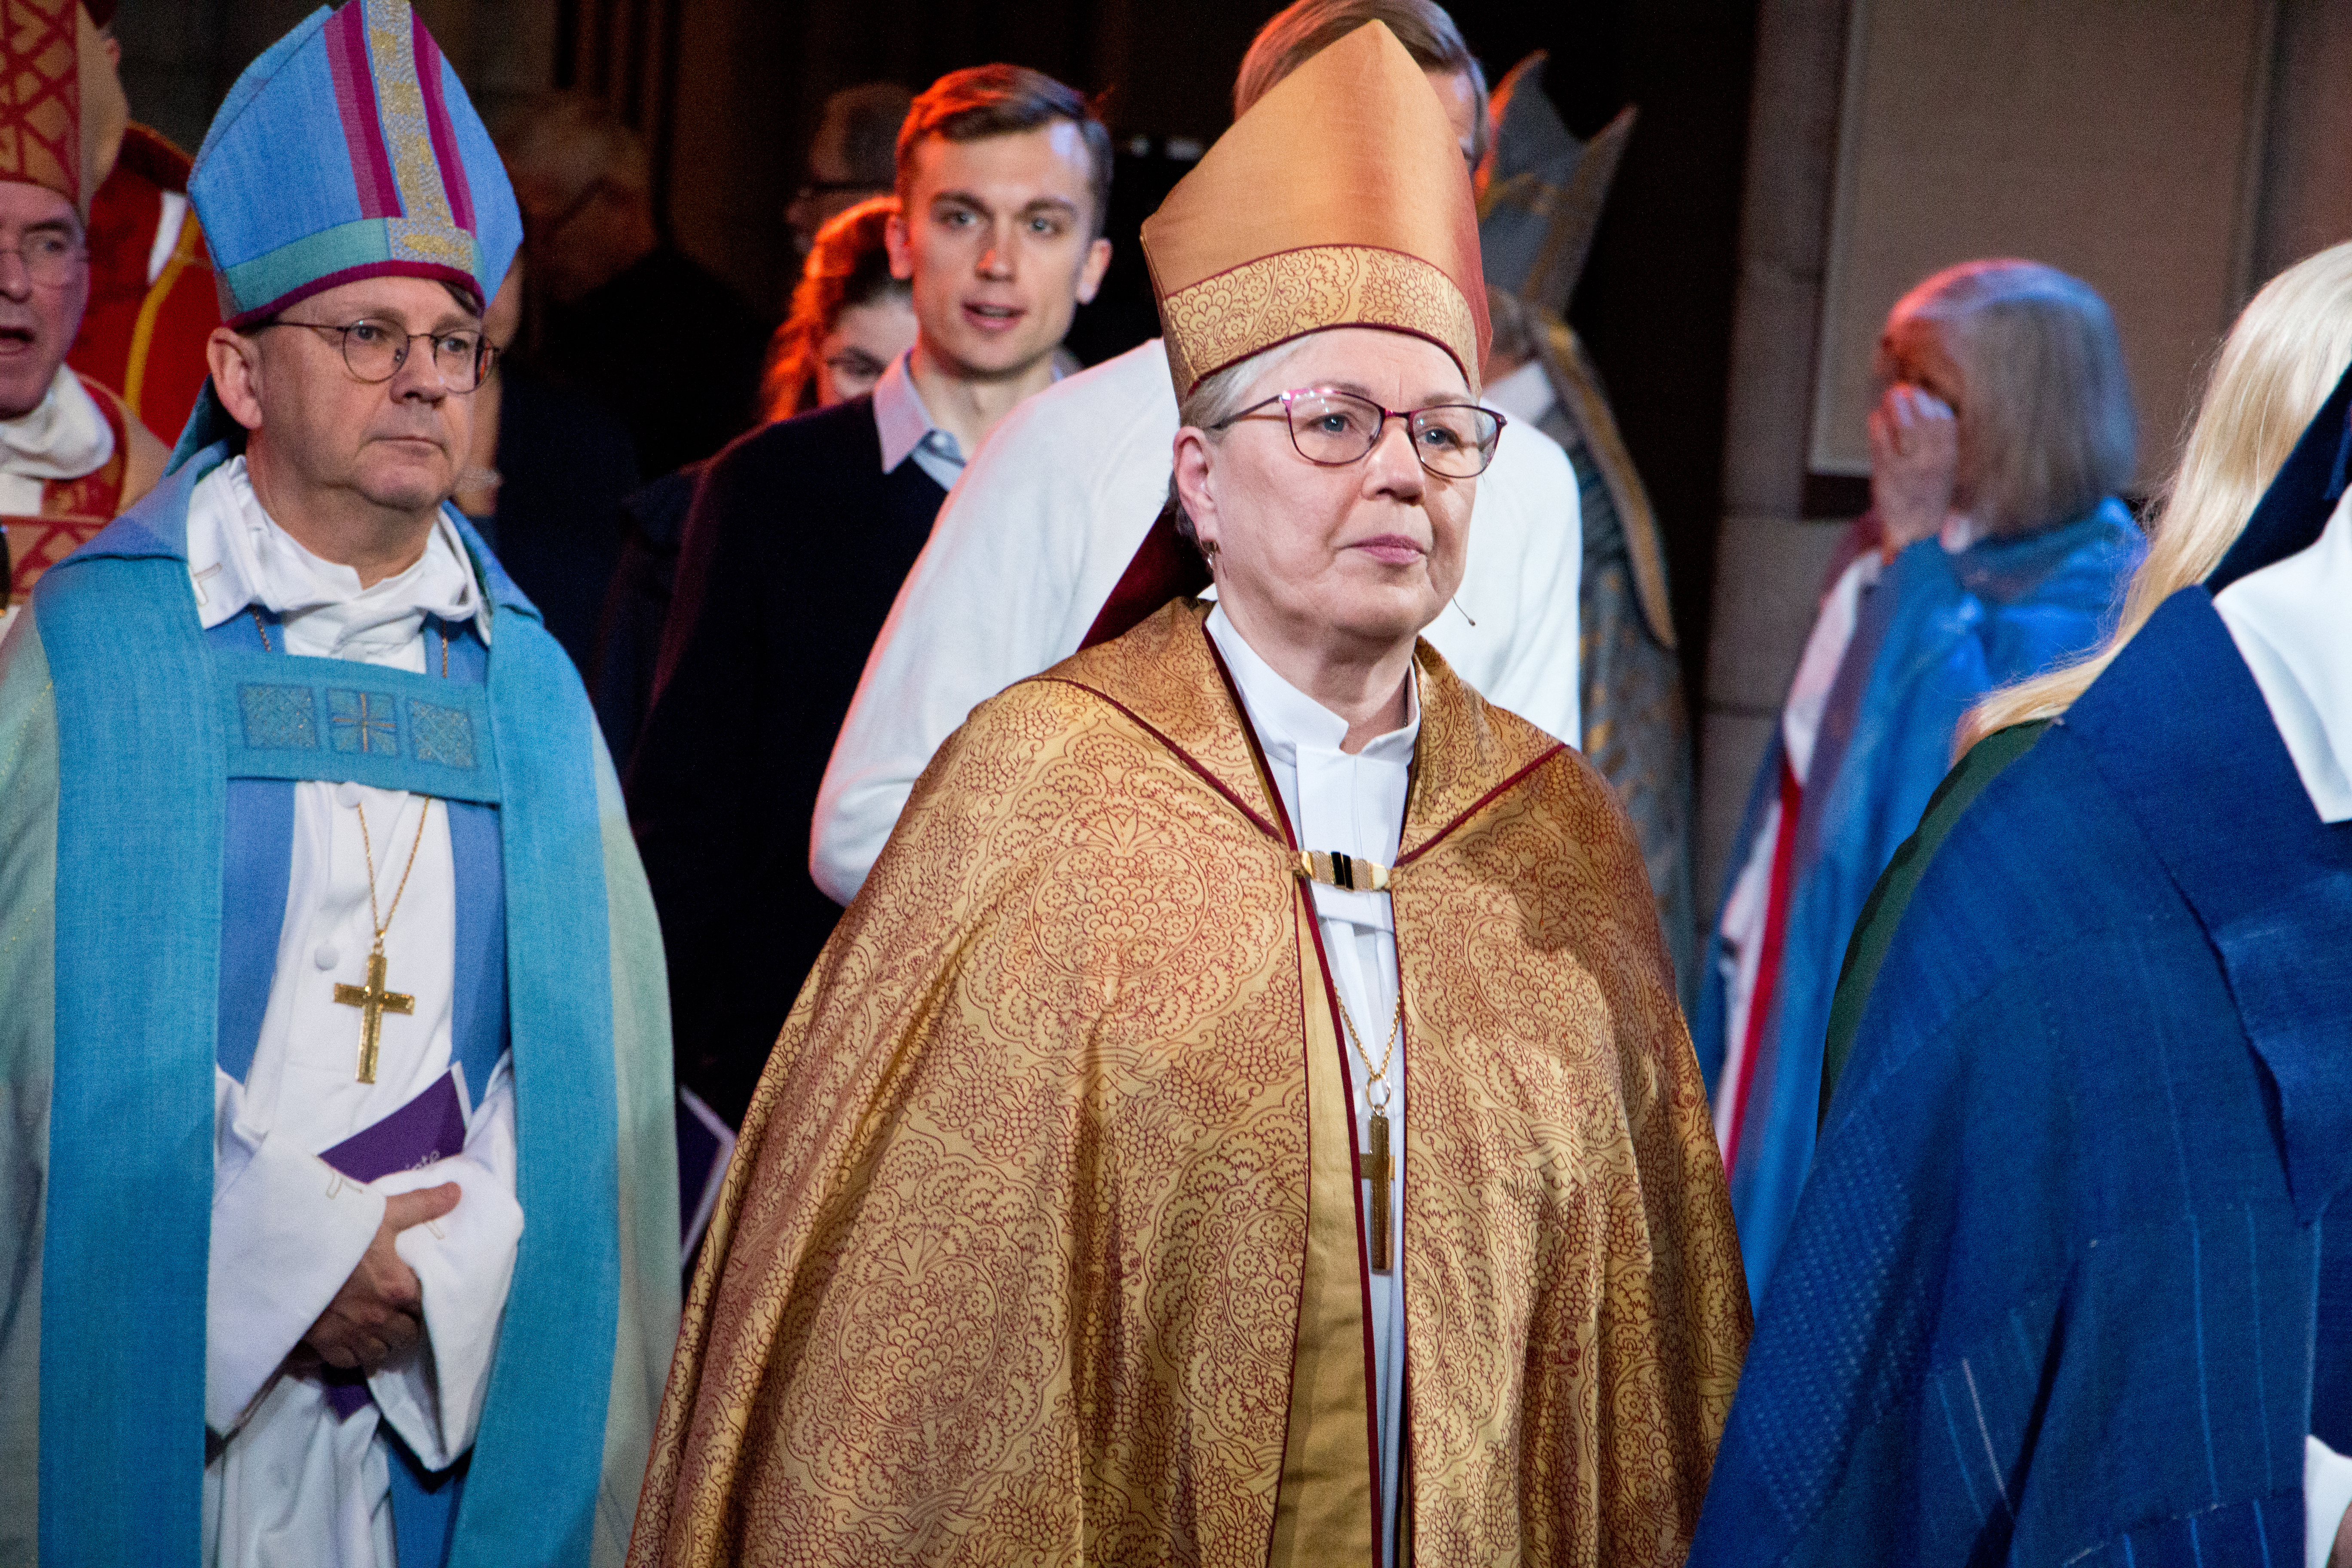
[628,22,1750,1568]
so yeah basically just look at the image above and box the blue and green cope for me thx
[0,444,680,1568]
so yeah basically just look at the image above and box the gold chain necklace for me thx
[250,605,451,1080]
[1332,983,1403,1272]
[331,797,432,1083]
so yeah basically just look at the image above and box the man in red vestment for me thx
[63,0,220,446]
[0,0,167,620]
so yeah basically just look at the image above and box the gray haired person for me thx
[789,82,916,254]
[500,90,769,477]
[1697,257,2146,1300]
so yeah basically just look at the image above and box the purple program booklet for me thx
[320,1068,470,1183]
[316,1068,471,1418]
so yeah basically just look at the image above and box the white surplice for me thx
[189,456,524,1568]
[810,336,1581,906]
[0,365,118,646]
[2214,485,2352,1568]
[1205,604,1413,1567]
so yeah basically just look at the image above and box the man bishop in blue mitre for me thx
[0,3,679,1565]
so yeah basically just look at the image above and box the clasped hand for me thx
[288,1182,461,1379]
[1866,381,1960,558]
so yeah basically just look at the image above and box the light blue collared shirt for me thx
[870,349,1072,493]
[870,351,968,493]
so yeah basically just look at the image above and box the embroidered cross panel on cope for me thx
[238,682,318,750]
[408,699,474,767]
[328,687,398,754]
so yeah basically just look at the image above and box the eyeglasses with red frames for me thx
[1210,387,1506,478]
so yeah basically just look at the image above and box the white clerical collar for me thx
[0,364,113,481]
[1207,603,1416,932]
[1205,602,1420,766]
[1482,356,1556,429]
[2214,485,2352,822]
[186,454,490,658]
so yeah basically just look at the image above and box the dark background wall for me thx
[107,0,2352,969]
[113,0,1758,720]
[619,0,1758,708]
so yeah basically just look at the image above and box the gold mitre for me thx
[1141,20,1491,401]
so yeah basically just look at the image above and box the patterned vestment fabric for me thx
[0,0,85,209]
[1692,501,2144,1301]
[67,123,223,444]
[1517,322,1695,1005]
[630,600,1749,1568]
[0,374,166,605]
[1690,588,2352,1566]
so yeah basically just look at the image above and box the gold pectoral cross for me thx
[1365,1110,1393,1273]
[333,941,414,1083]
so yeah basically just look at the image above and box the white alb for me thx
[188,457,521,1568]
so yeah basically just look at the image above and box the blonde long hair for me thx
[1960,240,2352,751]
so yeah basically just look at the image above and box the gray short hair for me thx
[820,83,914,187]
[1896,260,2137,535]
[1164,341,1308,549]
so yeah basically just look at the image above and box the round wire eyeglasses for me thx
[251,318,499,393]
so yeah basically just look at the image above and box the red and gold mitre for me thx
[1141,20,1490,400]
[0,0,101,217]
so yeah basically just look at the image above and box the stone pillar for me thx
[1694,0,1855,928]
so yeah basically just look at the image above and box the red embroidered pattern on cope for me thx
[0,0,82,208]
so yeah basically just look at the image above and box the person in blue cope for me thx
[0,3,677,1566]
[1690,241,2352,1568]
[1695,259,2145,1302]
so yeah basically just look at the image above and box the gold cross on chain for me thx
[1364,1110,1394,1272]
[333,942,415,1083]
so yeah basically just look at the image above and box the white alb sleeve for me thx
[370,1055,523,1472]
[2307,1435,2352,1568]
[1476,421,1583,747]
[205,1067,386,1434]
[812,343,1179,903]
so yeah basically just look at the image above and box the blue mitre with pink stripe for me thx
[189,0,520,327]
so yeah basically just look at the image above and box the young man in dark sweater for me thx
[629,66,1113,1124]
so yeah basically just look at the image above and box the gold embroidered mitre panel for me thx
[628,602,1749,1568]
[1141,21,1489,400]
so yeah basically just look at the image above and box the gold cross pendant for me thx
[333,941,415,1083]
[1365,1110,1393,1272]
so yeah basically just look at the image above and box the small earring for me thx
[1200,538,1221,559]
